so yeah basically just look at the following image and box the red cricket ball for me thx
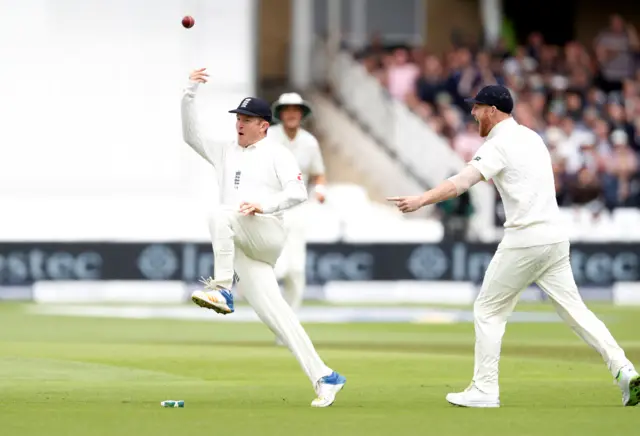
[182,16,195,29]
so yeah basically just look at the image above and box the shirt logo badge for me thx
[473,156,482,161]
[234,171,241,189]
[297,172,302,181]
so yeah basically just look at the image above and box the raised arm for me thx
[181,68,224,168]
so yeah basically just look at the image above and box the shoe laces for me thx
[199,276,217,291]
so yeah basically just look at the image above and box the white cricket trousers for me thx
[473,240,632,395]
[274,204,308,312]
[208,207,332,386]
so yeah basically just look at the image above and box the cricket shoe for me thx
[446,383,500,408]
[191,277,234,315]
[311,371,346,408]
[616,365,640,406]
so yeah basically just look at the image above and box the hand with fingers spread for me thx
[239,202,263,216]
[386,195,426,213]
[189,67,209,84]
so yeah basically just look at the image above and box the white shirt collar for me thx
[239,135,268,150]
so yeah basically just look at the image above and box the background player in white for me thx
[268,93,326,319]
[388,85,640,408]
[182,68,346,407]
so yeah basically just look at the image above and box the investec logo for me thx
[136,244,214,281]
[0,248,103,285]
[136,244,179,280]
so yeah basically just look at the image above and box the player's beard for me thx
[478,114,491,137]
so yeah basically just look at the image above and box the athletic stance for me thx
[268,93,326,317]
[182,68,346,407]
[388,85,640,408]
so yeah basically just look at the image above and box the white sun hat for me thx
[271,92,313,122]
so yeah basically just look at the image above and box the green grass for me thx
[1,302,639,435]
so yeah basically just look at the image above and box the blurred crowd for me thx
[355,14,640,213]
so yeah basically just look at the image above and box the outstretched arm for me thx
[387,165,483,213]
[181,68,225,168]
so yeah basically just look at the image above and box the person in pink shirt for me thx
[386,47,420,101]
[452,119,484,161]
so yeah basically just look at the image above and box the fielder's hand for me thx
[386,195,425,213]
[239,202,263,216]
[315,192,326,204]
[189,68,209,84]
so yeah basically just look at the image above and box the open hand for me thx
[239,202,263,216]
[386,195,425,213]
[189,68,209,84]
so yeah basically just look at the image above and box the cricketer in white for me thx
[388,85,640,408]
[269,93,326,318]
[181,68,346,407]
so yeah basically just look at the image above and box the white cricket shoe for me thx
[191,277,234,315]
[311,372,346,408]
[616,365,640,406]
[446,383,500,408]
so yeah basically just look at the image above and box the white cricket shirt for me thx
[267,124,325,187]
[470,117,568,248]
[181,81,307,215]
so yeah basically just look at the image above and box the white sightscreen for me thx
[0,0,256,240]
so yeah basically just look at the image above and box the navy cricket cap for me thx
[464,85,514,114]
[229,97,272,123]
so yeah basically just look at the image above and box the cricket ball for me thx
[182,16,195,29]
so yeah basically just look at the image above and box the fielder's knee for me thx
[473,293,495,322]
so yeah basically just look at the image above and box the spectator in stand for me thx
[407,55,448,118]
[385,47,420,101]
[545,127,569,205]
[452,118,484,162]
[568,166,605,219]
[594,14,640,93]
[503,45,537,79]
[526,32,545,62]
[476,51,505,88]
[355,16,640,213]
[446,47,480,108]
[565,89,585,121]
[602,130,639,209]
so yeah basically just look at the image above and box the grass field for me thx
[1,302,639,435]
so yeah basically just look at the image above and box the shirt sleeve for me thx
[447,164,484,195]
[469,139,506,181]
[308,136,325,176]
[181,80,226,169]
[261,147,308,214]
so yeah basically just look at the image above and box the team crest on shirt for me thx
[473,156,482,161]
[297,172,302,181]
